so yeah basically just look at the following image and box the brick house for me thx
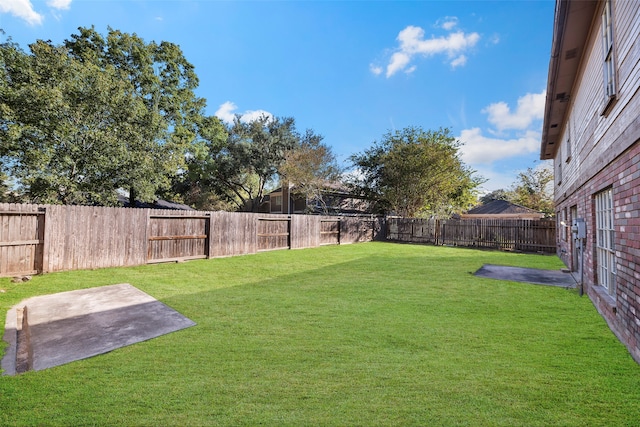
[540,0,640,361]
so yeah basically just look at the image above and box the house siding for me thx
[552,0,640,362]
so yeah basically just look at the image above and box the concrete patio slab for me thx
[474,264,577,288]
[2,283,195,376]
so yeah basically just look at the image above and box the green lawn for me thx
[1,242,639,426]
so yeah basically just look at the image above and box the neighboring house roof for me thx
[267,183,366,199]
[264,183,372,215]
[540,0,598,160]
[462,200,544,219]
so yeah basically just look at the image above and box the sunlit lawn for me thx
[1,242,639,426]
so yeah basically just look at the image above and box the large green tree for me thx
[0,27,204,205]
[278,129,342,213]
[350,127,483,217]
[170,114,232,211]
[0,170,17,202]
[185,115,298,212]
[510,163,554,217]
[479,189,512,205]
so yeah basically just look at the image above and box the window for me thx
[595,188,616,296]
[557,160,562,185]
[602,0,616,100]
[271,195,282,212]
[565,121,572,163]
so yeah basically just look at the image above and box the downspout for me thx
[579,235,584,296]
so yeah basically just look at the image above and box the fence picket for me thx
[0,202,554,277]
[0,204,385,275]
[387,217,555,253]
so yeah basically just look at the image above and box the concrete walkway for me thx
[474,264,577,288]
[2,283,195,376]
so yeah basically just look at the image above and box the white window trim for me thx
[601,0,617,113]
[565,120,572,163]
[557,160,562,185]
[595,188,616,297]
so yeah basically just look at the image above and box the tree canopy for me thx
[350,127,483,217]
[183,114,299,211]
[2,27,489,216]
[278,129,342,213]
[1,27,204,205]
[1,27,339,211]
[509,164,554,217]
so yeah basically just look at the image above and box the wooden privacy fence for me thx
[0,203,557,278]
[258,217,290,252]
[320,219,340,246]
[0,209,45,276]
[387,217,556,253]
[0,203,383,277]
[147,214,210,263]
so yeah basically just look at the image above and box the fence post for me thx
[205,214,212,259]
[39,207,47,275]
[144,209,150,262]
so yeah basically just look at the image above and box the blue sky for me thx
[1,0,555,193]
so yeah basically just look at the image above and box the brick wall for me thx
[555,139,640,362]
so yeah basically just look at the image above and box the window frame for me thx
[601,0,617,112]
[595,188,616,297]
[565,120,572,163]
[557,159,563,186]
[271,194,283,212]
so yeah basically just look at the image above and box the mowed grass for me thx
[1,242,639,426]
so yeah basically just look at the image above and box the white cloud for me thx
[1,0,71,25]
[215,101,237,124]
[241,109,274,123]
[438,17,458,31]
[456,91,548,191]
[0,0,43,25]
[378,24,480,77]
[459,127,540,165]
[386,52,411,77]
[450,55,467,69]
[369,64,383,76]
[215,101,273,124]
[483,90,546,131]
[46,0,71,10]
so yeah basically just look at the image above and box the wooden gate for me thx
[147,214,210,263]
[0,210,45,277]
[257,217,290,251]
[320,219,340,245]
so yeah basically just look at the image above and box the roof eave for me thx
[540,0,599,160]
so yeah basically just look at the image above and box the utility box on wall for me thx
[572,218,586,240]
